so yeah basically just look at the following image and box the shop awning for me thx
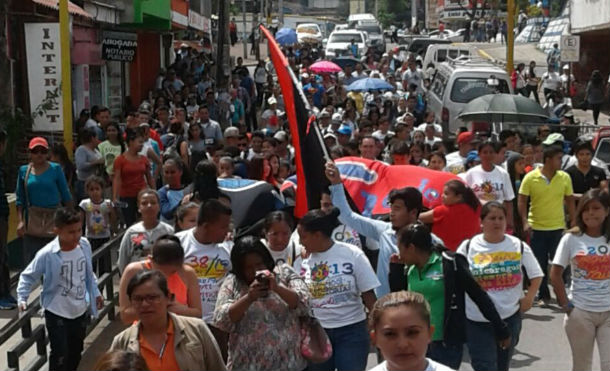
[32,0,92,18]
[173,39,203,52]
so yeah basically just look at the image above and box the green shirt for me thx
[407,252,445,341]
[98,141,123,176]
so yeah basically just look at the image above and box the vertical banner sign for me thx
[24,23,63,132]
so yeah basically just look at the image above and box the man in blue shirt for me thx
[303,77,326,109]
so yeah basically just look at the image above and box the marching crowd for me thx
[1,34,609,371]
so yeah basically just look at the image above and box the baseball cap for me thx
[28,137,49,150]
[224,126,239,138]
[465,150,480,164]
[457,131,478,145]
[324,132,337,141]
[337,125,352,136]
[267,97,277,105]
[563,65,570,70]
[332,112,342,123]
[319,110,331,119]
[274,130,288,142]
[543,132,565,146]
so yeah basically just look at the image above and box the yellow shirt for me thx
[139,319,180,371]
[347,91,364,114]
[519,168,573,231]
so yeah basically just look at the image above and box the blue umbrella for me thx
[275,28,297,46]
[346,77,395,92]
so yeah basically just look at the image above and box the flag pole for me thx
[284,60,332,162]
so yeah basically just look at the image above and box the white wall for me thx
[571,0,610,33]
[309,0,341,8]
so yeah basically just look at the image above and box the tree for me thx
[379,0,410,26]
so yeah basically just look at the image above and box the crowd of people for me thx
[0,30,608,371]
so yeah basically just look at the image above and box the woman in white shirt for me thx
[457,201,543,371]
[463,142,515,230]
[550,189,610,371]
[298,208,380,371]
[261,211,302,270]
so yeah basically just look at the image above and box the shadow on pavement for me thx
[511,349,541,369]
[78,319,127,371]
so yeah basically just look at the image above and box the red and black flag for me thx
[260,25,329,218]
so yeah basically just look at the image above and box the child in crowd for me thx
[17,207,103,371]
[118,189,174,273]
[368,291,455,371]
[158,158,188,225]
[175,202,199,232]
[79,175,116,274]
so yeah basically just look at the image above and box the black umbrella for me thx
[458,93,549,123]
[331,56,362,69]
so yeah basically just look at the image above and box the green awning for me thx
[128,0,171,30]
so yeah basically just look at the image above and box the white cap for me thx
[563,65,569,70]
[302,73,310,79]
[332,112,342,122]
[267,97,277,105]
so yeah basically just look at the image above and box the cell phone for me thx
[255,270,269,287]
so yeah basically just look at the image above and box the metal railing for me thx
[0,233,123,371]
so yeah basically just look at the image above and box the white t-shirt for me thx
[368,358,455,371]
[457,234,543,321]
[291,225,363,250]
[261,238,303,271]
[541,71,561,91]
[178,228,233,323]
[444,151,467,174]
[464,165,515,204]
[416,122,443,135]
[372,130,395,142]
[553,233,610,312]
[79,199,112,239]
[301,242,380,329]
[46,247,88,319]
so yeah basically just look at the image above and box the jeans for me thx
[309,320,370,371]
[525,84,540,104]
[45,310,89,371]
[530,229,563,300]
[427,340,463,369]
[0,218,9,297]
[89,237,110,276]
[466,311,522,371]
[564,307,610,371]
[74,179,86,203]
[591,102,603,125]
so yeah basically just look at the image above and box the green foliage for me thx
[527,4,542,16]
[379,0,410,26]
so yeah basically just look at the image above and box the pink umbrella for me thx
[309,60,342,74]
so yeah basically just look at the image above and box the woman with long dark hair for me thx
[99,122,126,180]
[213,236,309,371]
[506,152,526,239]
[585,70,606,125]
[298,209,379,371]
[419,179,481,251]
[389,223,510,370]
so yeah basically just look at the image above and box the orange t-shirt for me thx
[139,318,180,371]
[143,260,188,305]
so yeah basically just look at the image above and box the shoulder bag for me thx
[299,314,333,363]
[24,164,57,238]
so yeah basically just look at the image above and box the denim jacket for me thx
[17,237,101,317]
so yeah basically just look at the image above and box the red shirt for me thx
[432,203,481,251]
[114,154,150,198]
[150,129,164,151]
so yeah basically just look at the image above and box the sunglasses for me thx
[31,147,48,154]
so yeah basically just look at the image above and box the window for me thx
[429,71,447,99]
[297,25,320,34]
[449,78,510,103]
[595,139,610,164]
[329,34,363,43]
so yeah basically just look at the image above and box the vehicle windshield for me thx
[297,25,319,34]
[450,78,510,103]
[596,139,610,164]
[356,24,381,35]
[329,34,363,43]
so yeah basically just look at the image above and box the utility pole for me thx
[506,0,515,75]
[242,0,247,59]
[216,0,230,89]
[59,0,73,157]
[279,0,284,25]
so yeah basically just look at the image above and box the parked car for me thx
[407,38,452,57]
[347,13,376,24]
[354,21,385,53]
[297,23,323,45]
[325,29,368,58]
[422,44,475,70]
[426,58,513,136]
[427,29,465,42]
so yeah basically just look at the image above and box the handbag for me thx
[24,164,57,238]
[300,315,333,363]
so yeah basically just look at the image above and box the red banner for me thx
[335,157,461,215]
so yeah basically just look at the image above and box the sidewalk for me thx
[230,38,269,66]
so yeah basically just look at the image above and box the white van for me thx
[325,30,368,58]
[422,44,475,70]
[426,59,513,136]
[347,13,376,23]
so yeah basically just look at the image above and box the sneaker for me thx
[0,297,16,310]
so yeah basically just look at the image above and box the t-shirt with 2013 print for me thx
[301,241,380,329]
[553,233,610,312]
